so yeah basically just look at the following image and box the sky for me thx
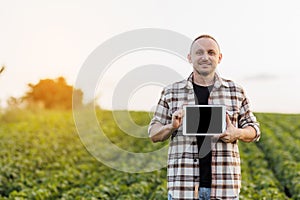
[0,0,300,113]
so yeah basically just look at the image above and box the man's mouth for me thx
[199,63,211,66]
[199,62,211,65]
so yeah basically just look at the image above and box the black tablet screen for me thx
[185,106,223,134]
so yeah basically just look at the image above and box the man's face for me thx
[188,38,222,77]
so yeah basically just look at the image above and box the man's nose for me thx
[201,53,209,60]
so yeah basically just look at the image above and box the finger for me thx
[179,109,185,118]
[212,135,220,140]
[226,114,231,128]
[174,113,181,120]
[175,115,181,120]
[218,132,226,138]
[173,114,179,120]
[175,110,184,118]
[222,138,229,143]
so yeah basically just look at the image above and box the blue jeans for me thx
[168,188,211,200]
[168,188,239,200]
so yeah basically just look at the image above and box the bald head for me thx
[190,35,220,53]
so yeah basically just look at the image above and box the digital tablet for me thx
[183,105,226,135]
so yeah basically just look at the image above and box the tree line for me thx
[6,75,83,110]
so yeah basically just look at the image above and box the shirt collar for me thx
[184,72,229,89]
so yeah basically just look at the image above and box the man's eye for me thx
[208,51,216,55]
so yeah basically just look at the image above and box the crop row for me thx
[0,110,167,200]
[239,141,288,199]
[255,114,300,199]
[1,110,299,199]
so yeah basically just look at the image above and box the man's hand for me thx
[219,114,240,143]
[171,109,184,129]
[149,109,185,143]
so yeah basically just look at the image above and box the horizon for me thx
[1,1,300,114]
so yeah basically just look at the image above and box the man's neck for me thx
[193,72,215,86]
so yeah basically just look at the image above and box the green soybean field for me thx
[0,110,300,199]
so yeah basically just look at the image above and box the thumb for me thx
[226,114,232,128]
[218,132,226,138]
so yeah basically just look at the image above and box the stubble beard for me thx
[194,67,211,77]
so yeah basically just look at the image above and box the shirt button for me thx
[194,158,198,162]
[191,141,196,145]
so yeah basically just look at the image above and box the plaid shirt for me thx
[148,73,260,200]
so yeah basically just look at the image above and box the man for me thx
[148,35,260,200]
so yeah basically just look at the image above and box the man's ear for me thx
[187,54,192,63]
[218,53,223,64]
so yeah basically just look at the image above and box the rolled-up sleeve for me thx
[238,96,261,142]
[148,88,171,136]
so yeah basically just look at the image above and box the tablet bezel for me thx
[183,105,226,136]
